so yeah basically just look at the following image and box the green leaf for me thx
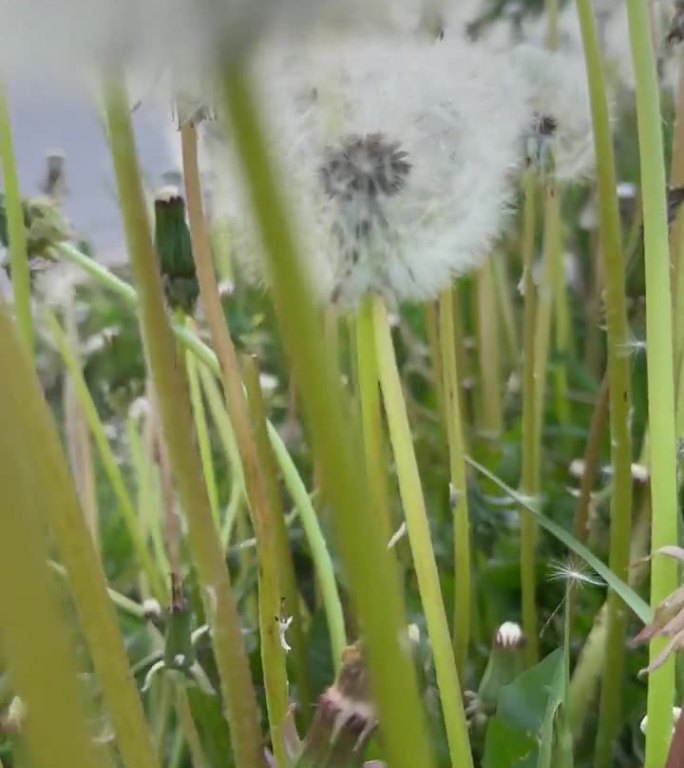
[466,457,652,624]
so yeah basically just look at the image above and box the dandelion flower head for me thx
[205,34,531,308]
[512,44,596,182]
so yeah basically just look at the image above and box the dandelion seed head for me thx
[200,35,530,307]
[513,44,596,182]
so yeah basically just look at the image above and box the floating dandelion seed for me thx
[203,35,531,307]
[547,557,605,589]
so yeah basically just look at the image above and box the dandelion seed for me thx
[547,557,604,589]
[387,521,407,549]
[277,614,294,653]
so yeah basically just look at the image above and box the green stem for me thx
[374,294,473,768]
[357,294,394,543]
[197,364,246,545]
[0,317,103,768]
[103,80,266,768]
[439,287,472,676]
[243,356,293,767]
[0,307,160,768]
[222,67,435,768]
[0,83,33,355]
[55,234,344,669]
[179,118,311,706]
[492,254,519,368]
[185,316,220,527]
[575,4,634,763]
[624,2,679,765]
[47,311,166,600]
[533,180,561,440]
[475,258,503,441]
[520,169,540,664]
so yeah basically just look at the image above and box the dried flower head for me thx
[200,35,530,308]
[512,44,596,182]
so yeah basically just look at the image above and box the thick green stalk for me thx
[575,4,634,763]
[533,180,561,439]
[492,255,519,367]
[374,294,473,768]
[47,312,166,599]
[0,307,160,768]
[0,84,32,354]
[671,51,684,436]
[520,169,540,664]
[222,68,435,768]
[624,2,679,765]
[475,258,503,440]
[103,80,266,768]
[357,294,394,543]
[439,287,472,676]
[185,316,220,526]
[0,316,102,768]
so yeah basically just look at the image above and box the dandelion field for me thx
[2,0,684,767]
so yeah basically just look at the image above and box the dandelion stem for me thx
[0,82,32,355]
[374,293,473,768]
[242,356,291,766]
[357,293,394,543]
[475,258,503,441]
[222,66,436,768]
[520,168,540,664]
[103,80,266,768]
[47,311,166,600]
[670,51,684,437]
[55,236,345,667]
[576,2,634,763]
[0,306,161,768]
[0,315,103,768]
[180,117,311,707]
[438,287,472,676]
[623,2,678,764]
[184,316,220,527]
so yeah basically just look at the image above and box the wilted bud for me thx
[294,642,376,768]
[632,547,684,676]
[476,622,526,713]
[153,186,198,315]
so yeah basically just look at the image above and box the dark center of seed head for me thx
[319,133,412,202]
[535,114,558,138]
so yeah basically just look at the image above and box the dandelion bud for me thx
[476,621,526,713]
[153,186,198,315]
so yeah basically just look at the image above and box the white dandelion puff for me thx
[512,44,596,182]
[203,35,531,308]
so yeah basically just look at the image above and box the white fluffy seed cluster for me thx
[202,35,532,308]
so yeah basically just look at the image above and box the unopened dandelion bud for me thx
[476,622,526,713]
[153,186,198,314]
